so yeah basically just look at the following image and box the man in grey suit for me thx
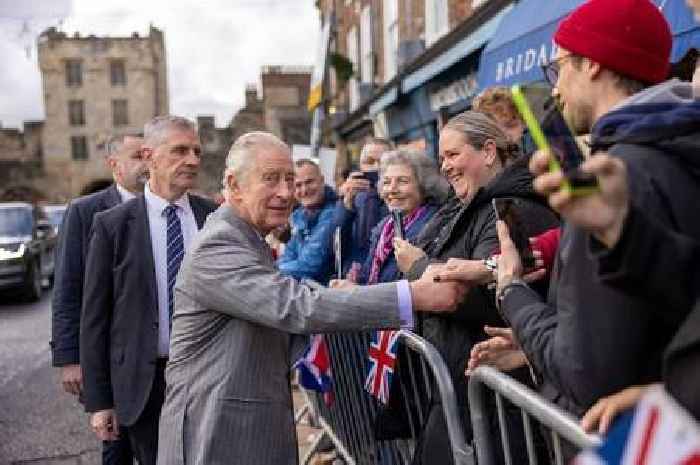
[157,132,466,465]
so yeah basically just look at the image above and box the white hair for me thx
[221,131,289,192]
[379,149,450,204]
[143,115,197,148]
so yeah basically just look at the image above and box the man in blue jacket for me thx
[278,159,337,284]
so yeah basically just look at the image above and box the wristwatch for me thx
[482,256,498,273]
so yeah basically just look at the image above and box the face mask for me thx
[363,170,379,188]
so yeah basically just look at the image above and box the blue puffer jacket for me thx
[278,186,338,284]
[357,205,438,285]
[333,189,388,276]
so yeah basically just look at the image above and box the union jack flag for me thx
[574,386,700,465]
[294,334,334,406]
[365,330,400,404]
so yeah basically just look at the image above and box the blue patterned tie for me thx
[165,205,184,326]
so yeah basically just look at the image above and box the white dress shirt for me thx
[144,184,198,356]
[116,183,137,203]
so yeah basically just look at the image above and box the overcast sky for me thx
[0,0,319,129]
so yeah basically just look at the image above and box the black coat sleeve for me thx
[592,205,700,327]
[80,214,115,412]
[50,202,86,366]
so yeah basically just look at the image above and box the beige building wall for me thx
[37,26,168,201]
[261,66,312,146]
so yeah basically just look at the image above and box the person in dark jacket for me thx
[51,133,146,465]
[278,159,337,284]
[334,138,393,276]
[394,111,559,465]
[352,149,449,285]
[494,0,700,424]
[526,150,700,429]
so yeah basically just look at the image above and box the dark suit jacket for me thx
[51,184,122,366]
[80,193,216,426]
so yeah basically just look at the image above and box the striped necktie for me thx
[165,204,184,326]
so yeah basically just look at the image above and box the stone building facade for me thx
[37,26,168,201]
[261,66,312,146]
[230,85,265,141]
[196,116,231,200]
[0,122,46,201]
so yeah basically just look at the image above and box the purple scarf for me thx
[368,206,427,284]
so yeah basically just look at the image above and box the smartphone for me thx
[350,171,378,189]
[511,83,598,195]
[391,209,405,241]
[492,198,536,269]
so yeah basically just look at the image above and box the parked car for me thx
[43,204,68,234]
[0,202,57,301]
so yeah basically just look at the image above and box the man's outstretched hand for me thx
[410,265,469,313]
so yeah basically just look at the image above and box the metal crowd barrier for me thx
[468,366,601,465]
[298,330,473,465]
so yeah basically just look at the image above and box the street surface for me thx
[0,290,100,465]
[0,290,325,464]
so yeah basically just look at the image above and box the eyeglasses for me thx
[541,55,575,87]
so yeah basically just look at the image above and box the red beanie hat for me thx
[554,0,672,84]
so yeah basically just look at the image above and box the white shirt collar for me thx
[116,183,137,203]
[144,183,191,216]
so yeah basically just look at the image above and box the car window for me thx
[0,208,34,237]
[46,209,66,228]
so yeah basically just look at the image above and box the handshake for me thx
[330,264,471,314]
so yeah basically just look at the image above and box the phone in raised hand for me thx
[493,198,536,269]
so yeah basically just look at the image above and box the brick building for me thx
[315,0,512,162]
[37,26,169,201]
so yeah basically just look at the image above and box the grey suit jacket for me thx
[157,206,405,465]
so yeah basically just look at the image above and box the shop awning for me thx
[661,0,700,62]
[477,0,700,89]
[401,5,512,94]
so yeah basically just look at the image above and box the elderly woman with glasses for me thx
[347,149,449,285]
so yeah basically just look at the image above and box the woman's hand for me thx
[580,385,649,435]
[393,238,426,273]
[466,326,528,376]
[432,258,494,285]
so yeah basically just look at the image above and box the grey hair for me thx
[143,115,197,148]
[105,133,142,158]
[222,131,289,190]
[444,110,520,165]
[379,149,450,205]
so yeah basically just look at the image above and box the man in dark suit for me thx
[51,133,147,465]
[81,116,217,465]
